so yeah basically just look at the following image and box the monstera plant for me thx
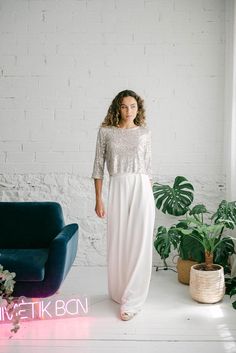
[153,176,236,271]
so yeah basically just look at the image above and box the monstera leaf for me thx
[152,176,194,216]
[211,200,236,230]
[214,236,235,269]
[176,221,205,262]
[154,225,181,262]
[189,204,209,215]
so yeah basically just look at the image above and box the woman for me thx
[91,89,155,321]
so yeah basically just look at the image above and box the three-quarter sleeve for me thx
[145,130,152,180]
[91,127,106,179]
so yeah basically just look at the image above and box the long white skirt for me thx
[106,173,156,313]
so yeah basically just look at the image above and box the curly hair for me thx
[101,90,146,127]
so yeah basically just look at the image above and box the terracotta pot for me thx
[176,257,198,285]
[189,263,225,304]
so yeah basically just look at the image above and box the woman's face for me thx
[119,96,138,123]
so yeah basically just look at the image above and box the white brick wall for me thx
[0,173,226,267]
[0,0,232,265]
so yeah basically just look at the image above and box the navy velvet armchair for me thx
[0,201,79,298]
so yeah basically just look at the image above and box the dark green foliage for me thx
[214,237,235,272]
[211,200,236,229]
[154,226,181,266]
[189,204,209,216]
[225,277,236,309]
[153,176,194,216]
[179,232,205,263]
[153,176,236,272]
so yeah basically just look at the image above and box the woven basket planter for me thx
[189,263,225,304]
[176,257,198,285]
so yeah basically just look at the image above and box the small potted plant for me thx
[178,213,236,303]
[153,176,236,289]
[0,264,20,335]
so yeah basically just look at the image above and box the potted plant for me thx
[153,176,236,288]
[178,213,236,303]
[153,223,204,283]
[0,264,20,335]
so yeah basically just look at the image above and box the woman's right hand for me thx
[95,199,106,218]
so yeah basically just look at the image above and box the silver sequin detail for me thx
[91,126,152,180]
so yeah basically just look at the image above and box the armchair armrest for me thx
[44,223,79,292]
[52,223,78,246]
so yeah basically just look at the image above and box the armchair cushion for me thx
[0,248,49,281]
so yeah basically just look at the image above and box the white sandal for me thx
[120,311,136,321]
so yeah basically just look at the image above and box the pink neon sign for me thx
[0,295,89,323]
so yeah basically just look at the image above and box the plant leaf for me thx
[153,176,194,216]
[154,226,181,260]
[179,231,205,262]
[211,200,236,229]
[190,204,209,215]
[230,287,236,298]
[214,237,235,267]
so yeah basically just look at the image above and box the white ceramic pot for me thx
[189,263,225,304]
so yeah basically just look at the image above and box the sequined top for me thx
[91,125,152,180]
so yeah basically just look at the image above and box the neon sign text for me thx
[0,295,89,323]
